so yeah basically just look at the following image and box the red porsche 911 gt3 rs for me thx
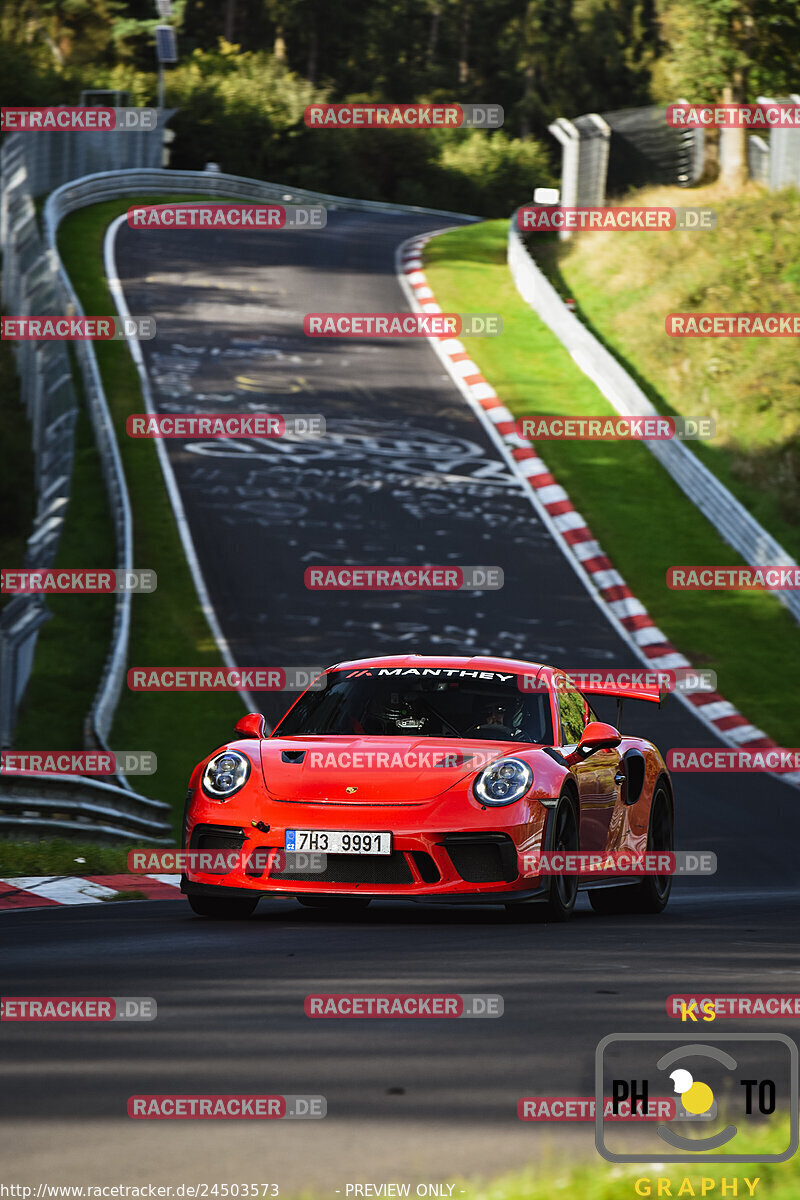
[181,655,675,921]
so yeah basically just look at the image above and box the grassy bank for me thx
[532,182,800,563]
[0,839,133,876]
[424,221,799,747]
[460,1117,796,1200]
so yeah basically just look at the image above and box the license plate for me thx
[285,829,392,855]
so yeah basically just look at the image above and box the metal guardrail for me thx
[41,166,478,751]
[0,141,79,748]
[0,775,172,843]
[507,221,800,624]
[43,165,480,221]
[2,158,476,840]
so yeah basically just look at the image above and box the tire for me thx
[545,790,580,921]
[297,896,371,911]
[188,894,259,919]
[505,791,579,924]
[589,782,673,915]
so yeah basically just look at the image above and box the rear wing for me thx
[577,681,664,705]
[559,673,666,732]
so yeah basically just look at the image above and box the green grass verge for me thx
[459,1117,795,1199]
[424,221,799,747]
[0,838,133,875]
[531,183,800,563]
[54,196,244,832]
[12,401,117,750]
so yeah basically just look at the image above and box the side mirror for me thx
[235,712,265,739]
[577,721,622,756]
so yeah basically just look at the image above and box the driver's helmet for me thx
[380,692,427,731]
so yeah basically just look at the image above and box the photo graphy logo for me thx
[595,1033,799,1163]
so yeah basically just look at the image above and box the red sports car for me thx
[181,655,674,921]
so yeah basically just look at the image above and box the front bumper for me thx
[183,794,551,902]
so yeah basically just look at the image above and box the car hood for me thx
[258,736,523,803]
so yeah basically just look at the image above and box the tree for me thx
[656,0,800,188]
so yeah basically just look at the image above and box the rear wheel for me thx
[297,896,371,911]
[589,782,673,915]
[188,894,259,919]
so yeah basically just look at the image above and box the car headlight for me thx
[201,750,251,799]
[473,757,533,806]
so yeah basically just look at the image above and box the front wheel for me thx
[544,791,580,922]
[188,894,259,919]
[589,782,673,915]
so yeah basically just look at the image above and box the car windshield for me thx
[273,669,553,744]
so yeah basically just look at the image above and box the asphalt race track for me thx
[1,207,797,1188]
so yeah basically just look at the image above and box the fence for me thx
[548,103,705,232]
[507,223,800,625]
[550,95,800,209]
